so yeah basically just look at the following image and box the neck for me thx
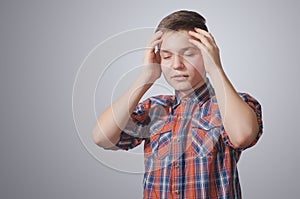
[177,78,207,98]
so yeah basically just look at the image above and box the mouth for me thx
[171,74,189,81]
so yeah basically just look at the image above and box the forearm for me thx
[208,68,259,148]
[93,31,162,149]
[92,76,152,148]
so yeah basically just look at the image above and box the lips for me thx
[171,74,189,81]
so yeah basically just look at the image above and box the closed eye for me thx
[162,55,172,59]
[184,53,195,57]
[183,51,196,57]
[161,53,172,60]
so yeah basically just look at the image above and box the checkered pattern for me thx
[116,81,263,199]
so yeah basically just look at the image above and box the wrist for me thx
[135,76,154,90]
[207,65,225,79]
[138,71,160,85]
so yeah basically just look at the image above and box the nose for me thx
[172,55,184,70]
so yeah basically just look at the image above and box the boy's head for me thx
[155,10,209,96]
[155,10,208,33]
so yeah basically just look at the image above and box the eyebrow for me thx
[160,47,198,54]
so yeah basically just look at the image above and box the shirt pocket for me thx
[190,117,221,157]
[150,122,172,159]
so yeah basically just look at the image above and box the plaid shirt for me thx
[116,81,263,199]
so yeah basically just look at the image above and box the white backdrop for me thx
[0,0,299,198]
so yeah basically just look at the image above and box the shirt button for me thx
[175,190,180,195]
[177,138,180,142]
[174,163,179,168]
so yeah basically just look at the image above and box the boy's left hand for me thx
[188,28,222,74]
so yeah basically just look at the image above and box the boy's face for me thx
[159,30,206,96]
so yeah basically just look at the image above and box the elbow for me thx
[231,134,254,149]
[92,127,101,146]
[230,124,259,149]
[92,125,119,149]
[92,125,109,148]
[92,126,104,147]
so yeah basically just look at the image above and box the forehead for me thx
[160,30,195,52]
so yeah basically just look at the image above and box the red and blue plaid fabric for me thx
[116,81,263,199]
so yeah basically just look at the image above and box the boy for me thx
[93,10,263,199]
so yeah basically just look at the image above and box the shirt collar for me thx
[172,80,214,108]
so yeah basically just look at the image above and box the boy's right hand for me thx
[141,31,163,84]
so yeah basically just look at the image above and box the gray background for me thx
[1,0,300,198]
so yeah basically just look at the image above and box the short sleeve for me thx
[115,99,151,151]
[221,93,263,150]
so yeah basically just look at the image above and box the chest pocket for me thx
[190,116,221,157]
[149,122,172,159]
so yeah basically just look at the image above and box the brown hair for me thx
[155,10,208,33]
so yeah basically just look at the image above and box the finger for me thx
[147,31,163,47]
[188,30,211,48]
[151,31,163,45]
[145,39,162,55]
[154,30,163,38]
[194,28,215,42]
[151,38,162,48]
[188,38,208,54]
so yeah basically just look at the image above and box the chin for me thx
[166,77,203,91]
[171,82,194,92]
